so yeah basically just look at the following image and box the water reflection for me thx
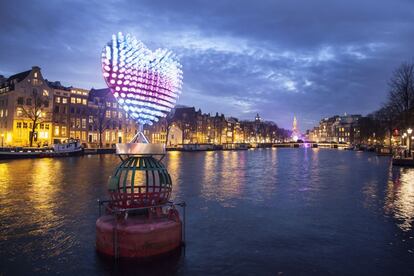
[200,151,246,206]
[1,151,414,275]
[386,167,414,231]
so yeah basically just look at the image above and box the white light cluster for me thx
[101,32,183,125]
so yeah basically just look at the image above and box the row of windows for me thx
[106,102,117,108]
[54,91,70,97]
[70,118,87,129]
[16,122,50,130]
[54,126,67,136]
[0,109,8,118]
[71,97,87,105]
[0,87,10,94]
[66,131,123,143]
[16,107,46,117]
[71,90,88,96]
[105,110,122,119]
[55,97,68,104]
[17,97,49,107]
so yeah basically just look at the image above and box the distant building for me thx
[307,114,361,144]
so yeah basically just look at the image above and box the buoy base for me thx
[96,214,182,259]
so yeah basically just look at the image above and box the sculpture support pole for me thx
[129,124,149,144]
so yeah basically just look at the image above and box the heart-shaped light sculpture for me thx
[101,32,183,126]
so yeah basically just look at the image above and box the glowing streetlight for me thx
[407,128,413,157]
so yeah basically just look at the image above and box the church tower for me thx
[291,116,300,141]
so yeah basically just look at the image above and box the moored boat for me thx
[0,139,83,159]
[50,138,84,157]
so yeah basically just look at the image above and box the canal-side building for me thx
[0,66,53,147]
[1,66,290,148]
[48,81,71,144]
[88,88,138,148]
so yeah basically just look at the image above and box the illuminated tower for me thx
[292,115,300,141]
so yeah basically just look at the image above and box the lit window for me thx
[41,131,49,139]
[106,111,111,118]
[16,107,23,116]
[43,89,49,96]
[81,131,86,141]
[112,103,117,108]
[17,122,22,128]
[70,131,75,138]
[71,97,76,104]
[76,118,80,128]
[82,99,87,105]
[56,97,61,103]
[76,98,82,104]
[0,110,3,117]
[62,98,68,104]
[112,111,117,118]
[105,131,110,142]
[34,72,38,78]
[89,116,94,123]
[82,118,86,129]
[118,112,122,119]
[54,126,60,136]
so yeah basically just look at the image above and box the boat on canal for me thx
[51,138,84,157]
[0,138,83,159]
[376,146,393,156]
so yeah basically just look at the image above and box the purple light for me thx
[101,32,183,125]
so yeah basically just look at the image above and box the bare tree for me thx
[21,88,50,147]
[374,104,398,146]
[90,99,112,148]
[387,62,414,128]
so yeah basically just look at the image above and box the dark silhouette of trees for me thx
[387,62,414,129]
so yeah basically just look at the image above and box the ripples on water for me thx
[0,149,413,275]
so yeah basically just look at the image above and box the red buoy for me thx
[96,154,184,259]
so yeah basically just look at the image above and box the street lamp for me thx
[402,133,407,146]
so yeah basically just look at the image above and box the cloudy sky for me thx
[1,0,413,130]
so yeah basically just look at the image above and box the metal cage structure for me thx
[107,155,172,209]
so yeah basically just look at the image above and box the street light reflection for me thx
[385,167,414,231]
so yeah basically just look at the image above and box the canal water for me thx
[0,148,413,275]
